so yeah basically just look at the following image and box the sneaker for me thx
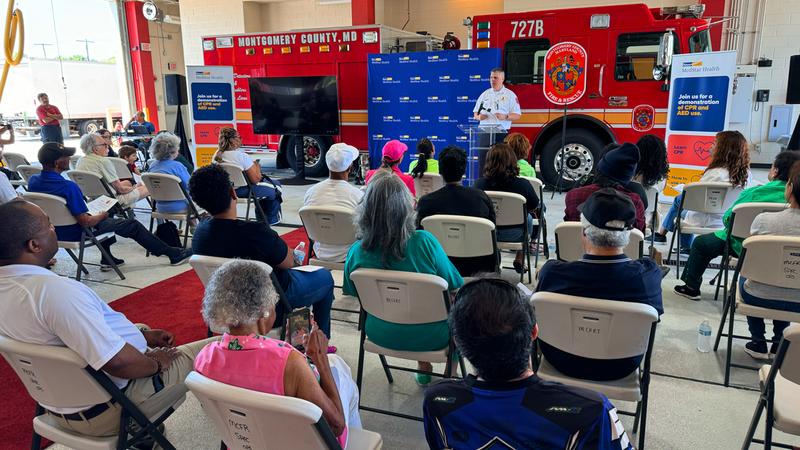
[168,248,192,266]
[674,284,701,301]
[744,341,770,361]
[679,246,692,256]
[646,232,667,243]
[100,256,125,272]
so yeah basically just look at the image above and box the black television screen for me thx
[248,76,339,136]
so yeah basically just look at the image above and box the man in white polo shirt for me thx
[0,200,213,437]
[303,142,364,262]
[472,67,521,172]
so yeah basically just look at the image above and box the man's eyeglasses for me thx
[94,143,109,148]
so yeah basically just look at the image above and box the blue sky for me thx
[18,0,120,61]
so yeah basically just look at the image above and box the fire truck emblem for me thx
[546,55,584,96]
[632,105,655,132]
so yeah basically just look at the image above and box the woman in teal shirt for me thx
[408,138,439,178]
[343,171,463,385]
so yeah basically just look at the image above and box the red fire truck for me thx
[201,26,441,176]
[202,3,711,185]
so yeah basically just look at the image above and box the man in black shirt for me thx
[416,146,497,275]
[189,165,335,338]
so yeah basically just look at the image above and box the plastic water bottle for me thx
[697,320,713,353]
[293,242,306,265]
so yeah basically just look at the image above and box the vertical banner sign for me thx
[367,49,501,171]
[543,42,587,105]
[187,65,235,167]
[664,51,737,197]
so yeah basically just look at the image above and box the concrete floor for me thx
[37,166,800,450]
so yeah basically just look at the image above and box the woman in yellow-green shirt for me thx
[505,132,535,178]
[409,137,439,178]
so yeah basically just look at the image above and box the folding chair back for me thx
[141,172,188,203]
[627,228,645,259]
[66,170,114,199]
[0,335,112,409]
[189,255,255,287]
[780,324,800,385]
[740,236,800,290]
[69,155,81,170]
[532,291,659,360]
[108,157,134,180]
[521,176,543,197]
[484,190,526,227]
[413,173,445,199]
[22,192,78,226]
[219,162,248,189]
[299,205,358,247]
[2,151,29,170]
[554,222,645,261]
[681,181,741,215]
[644,185,659,216]
[349,268,449,325]
[421,214,496,259]
[730,202,788,239]
[16,164,42,183]
[186,371,356,450]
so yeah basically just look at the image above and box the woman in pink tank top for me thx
[194,260,362,447]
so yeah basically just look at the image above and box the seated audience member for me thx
[537,188,663,381]
[27,143,191,267]
[0,169,18,204]
[650,131,751,247]
[408,138,439,178]
[343,173,463,385]
[195,259,361,447]
[148,132,191,215]
[76,132,149,207]
[302,143,363,262]
[634,134,669,229]
[117,145,141,177]
[416,145,497,275]
[674,151,800,300]
[125,110,156,134]
[96,128,118,157]
[0,200,212,437]
[213,127,282,225]
[364,140,416,195]
[189,165,335,339]
[0,122,17,180]
[424,278,633,450]
[740,161,800,359]
[474,142,539,272]
[505,132,535,178]
[565,143,646,231]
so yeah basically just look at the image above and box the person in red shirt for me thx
[35,93,64,144]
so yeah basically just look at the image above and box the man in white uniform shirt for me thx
[302,143,364,262]
[472,68,521,172]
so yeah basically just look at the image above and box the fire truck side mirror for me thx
[654,32,675,81]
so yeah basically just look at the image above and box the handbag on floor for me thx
[155,221,181,248]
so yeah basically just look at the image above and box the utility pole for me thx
[34,43,53,59]
[76,39,95,61]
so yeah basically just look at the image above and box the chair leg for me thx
[379,354,394,384]
[638,389,649,450]
[94,237,125,281]
[675,223,682,280]
[632,401,642,434]
[182,215,190,248]
[76,242,86,282]
[764,389,775,450]
[30,404,43,450]
[116,409,130,450]
[724,295,736,387]
[713,293,731,352]
[219,440,226,450]
[146,215,155,257]
[245,199,251,221]
[742,396,766,450]
[526,243,532,284]
[64,249,89,275]
[355,323,366,395]
[459,357,467,378]
[667,226,677,278]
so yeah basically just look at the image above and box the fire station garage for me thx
[2,0,800,449]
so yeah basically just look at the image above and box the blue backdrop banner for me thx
[367,48,501,171]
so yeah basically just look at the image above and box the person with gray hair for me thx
[148,132,191,214]
[536,188,663,381]
[76,132,149,206]
[343,173,464,385]
[194,259,362,447]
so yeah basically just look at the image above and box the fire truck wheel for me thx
[285,135,331,177]
[539,129,604,190]
[78,120,100,136]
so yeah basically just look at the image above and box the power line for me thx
[34,43,53,59]
[76,38,95,61]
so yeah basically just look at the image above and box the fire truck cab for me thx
[472,4,711,186]
[202,26,441,177]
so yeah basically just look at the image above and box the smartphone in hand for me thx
[287,307,311,352]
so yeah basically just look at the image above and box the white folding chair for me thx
[23,192,123,281]
[553,221,646,262]
[349,268,464,421]
[108,157,134,180]
[421,214,498,275]
[485,190,531,283]
[69,155,81,170]
[219,162,263,221]
[185,372,383,450]
[713,202,788,302]
[141,172,200,249]
[412,173,445,200]
[0,335,181,450]
[15,164,42,188]
[644,187,659,248]
[67,169,134,219]
[2,151,29,170]
[521,176,550,264]
[742,324,800,449]
[714,236,800,387]
[532,291,659,450]
[667,181,742,279]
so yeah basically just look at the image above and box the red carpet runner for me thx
[0,227,308,449]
